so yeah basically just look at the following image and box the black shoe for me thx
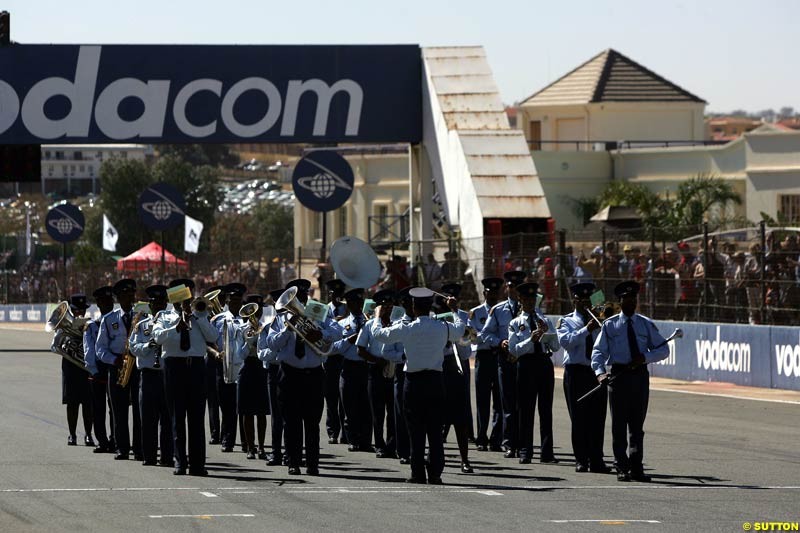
[328,437,338,445]
[93,444,110,454]
[142,460,157,466]
[84,435,95,447]
[617,471,631,482]
[376,449,391,459]
[630,471,651,483]
[399,457,410,465]
[306,466,320,476]
[288,466,301,475]
[504,449,518,459]
[266,455,282,466]
[540,456,559,464]
[67,435,77,446]
[347,444,360,452]
[519,457,531,464]
[590,464,612,474]
[575,463,589,473]
[282,456,289,466]
[158,461,172,467]
[174,467,187,476]
[209,438,221,445]
[246,451,256,460]
[189,469,208,477]
[361,445,375,453]
[258,450,269,460]
[461,462,473,474]
[406,476,426,484]
[133,454,143,462]
[489,444,503,452]
[428,477,443,485]
[114,453,129,460]
[476,444,488,452]
[221,446,233,453]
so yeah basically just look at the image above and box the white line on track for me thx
[149,514,254,519]
[649,386,800,405]
[547,520,661,524]
[199,491,218,498]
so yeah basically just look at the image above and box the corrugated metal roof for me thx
[522,49,705,106]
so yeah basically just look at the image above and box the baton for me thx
[577,328,683,403]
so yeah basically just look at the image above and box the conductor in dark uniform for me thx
[591,281,669,482]
[556,282,610,473]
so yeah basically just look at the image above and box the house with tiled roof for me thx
[517,49,707,151]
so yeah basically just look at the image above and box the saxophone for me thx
[117,311,144,387]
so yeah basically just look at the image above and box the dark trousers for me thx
[563,364,607,468]
[266,364,283,457]
[205,356,221,441]
[404,370,444,481]
[368,362,395,453]
[164,357,206,471]
[498,356,518,450]
[139,368,173,464]
[608,367,649,474]
[516,355,555,461]
[107,366,141,456]
[323,354,345,440]
[461,358,474,439]
[474,349,502,447]
[91,362,112,447]
[217,378,238,449]
[340,360,372,448]
[393,365,410,460]
[278,363,324,469]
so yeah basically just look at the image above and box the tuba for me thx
[46,302,90,372]
[275,286,332,357]
[329,236,381,289]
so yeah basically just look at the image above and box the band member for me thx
[237,294,270,460]
[470,277,504,452]
[391,287,412,464]
[479,270,526,458]
[371,288,464,485]
[508,282,559,464]
[323,278,347,444]
[330,288,373,453]
[592,281,669,482]
[95,278,142,461]
[153,279,218,476]
[266,278,339,475]
[556,282,610,473]
[204,285,223,446]
[84,287,116,453]
[261,289,286,466]
[52,294,93,447]
[129,285,173,467]
[215,282,246,452]
[359,289,400,459]
[438,283,474,473]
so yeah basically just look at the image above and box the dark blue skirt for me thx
[237,357,270,416]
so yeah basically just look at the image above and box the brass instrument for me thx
[585,302,617,327]
[117,311,144,387]
[275,286,332,357]
[329,235,381,289]
[203,289,224,317]
[46,302,90,372]
[239,302,263,339]
[457,326,479,347]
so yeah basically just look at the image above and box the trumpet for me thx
[239,302,263,339]
[275,286,332,357]
[203,289,225,318]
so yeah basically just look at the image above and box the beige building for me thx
[518,49,706,152]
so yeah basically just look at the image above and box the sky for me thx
[5,0,799,113]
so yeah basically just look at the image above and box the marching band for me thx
[48,238,673,484]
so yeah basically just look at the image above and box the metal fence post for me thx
[557,229,567,314]
[759,221,766,323]
[601,226,606,294]
[702,222,709,322]
[649,228,656,318]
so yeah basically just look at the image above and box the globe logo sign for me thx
[137,182,186,231]
[292,151,354,212]
[45,203,85,243]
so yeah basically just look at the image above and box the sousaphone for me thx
[329,235,381,289]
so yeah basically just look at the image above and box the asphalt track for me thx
[1,327,798,533]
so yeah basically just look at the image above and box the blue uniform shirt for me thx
[152,309,219,358]
[266,312,339,369]
[591,312,669,376]
[95,308,134,365]
[479,298,519,348]
[370,314,465,373]
[468,303,492,352]
[328,300,348,320]
[556,310,599,366]
[330,313,367,362]
[83,319,100,375]
[129,313,163,369]
[357,316,404,363]
[507,310,556,358]
[257,319,280,367]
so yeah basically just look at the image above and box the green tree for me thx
[252,203,294,256]
[665,175,742,230]
[596,180,666,227]
[158,144,239,168]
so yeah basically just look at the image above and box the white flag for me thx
[184,215,204,254]
[103,214,118,252]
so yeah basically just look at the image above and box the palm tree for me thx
[666,174,742,231]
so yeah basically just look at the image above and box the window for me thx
[96,151,103,160]
[62,166,67,176]
[779,195,800,224]
[88,166,94,176]
[529,120,542,150]
[79,165,85,173]
[74,151,83,160]
[44,151,51,159]
[373,204,389,240]
[55,151,64,160]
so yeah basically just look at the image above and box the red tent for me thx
[116,241,188,272]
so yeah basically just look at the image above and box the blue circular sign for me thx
[45,203,85,243]
[292,151,354,212]
[137,182,186,231]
